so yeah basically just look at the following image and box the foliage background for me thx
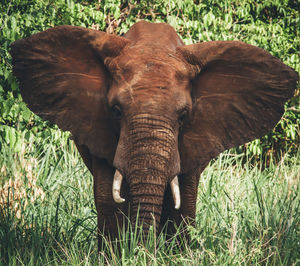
[0,0,299,264]
[0,0,299,160]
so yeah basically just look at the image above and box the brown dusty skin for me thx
[10,21,298,247]
[124,114,178,232]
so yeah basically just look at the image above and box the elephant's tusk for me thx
[170,176,181,210]
[112,170,125,203]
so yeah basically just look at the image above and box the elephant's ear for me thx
[10,26,130,161]
[177,41,298,172]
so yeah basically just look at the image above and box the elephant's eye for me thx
[178,108,188,126]
[111,104,122,120]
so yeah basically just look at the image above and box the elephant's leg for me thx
[160,167,202,240]
[91,156,129,248]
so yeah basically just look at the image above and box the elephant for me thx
[10,21,298,247]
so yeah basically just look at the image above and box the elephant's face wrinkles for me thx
[10,20,298,247]
[106,49,193,182]
[107,49,192,120]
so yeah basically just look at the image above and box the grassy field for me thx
[0,136,299,265]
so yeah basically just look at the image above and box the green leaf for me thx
[10,16,17,31]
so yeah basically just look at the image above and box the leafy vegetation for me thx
[0,0,299,265]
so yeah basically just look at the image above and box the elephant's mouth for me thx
[112,169,181,209]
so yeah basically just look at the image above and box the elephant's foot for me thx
[97,212,129,250]
[92,156,130,249]
[160,168,201,245]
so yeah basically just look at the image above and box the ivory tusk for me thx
[112,170,125,203]
[170,175,181,210]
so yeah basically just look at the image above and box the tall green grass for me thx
[0,136,299,265]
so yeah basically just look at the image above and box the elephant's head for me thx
[10,21,298,235]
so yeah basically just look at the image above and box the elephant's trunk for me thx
[114,114,180,233]
[129,168,166,232]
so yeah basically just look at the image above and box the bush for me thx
[0,0,299,159]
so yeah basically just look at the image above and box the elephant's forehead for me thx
[120,49,187,72]
[115,64,183,94]
[109,67,190,110]
[111,51,189,91]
